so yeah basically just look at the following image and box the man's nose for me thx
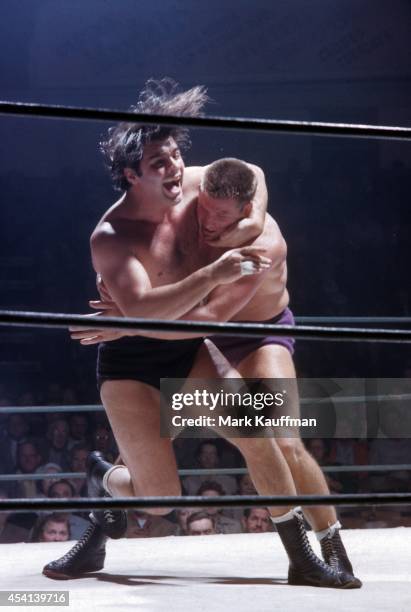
[168,157,181,172]
[204,215,217,229]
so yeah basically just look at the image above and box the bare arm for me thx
[91,230,219,320]
[74,263,269,343]
[70,235,271,344]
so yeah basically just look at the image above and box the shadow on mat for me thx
[88,573,287,587]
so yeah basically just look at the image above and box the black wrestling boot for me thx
[87,451,127,539]
[321,530,362,588]
[275,512,359,588]
[43,521,107,580]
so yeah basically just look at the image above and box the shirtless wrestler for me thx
[43,80,359,588]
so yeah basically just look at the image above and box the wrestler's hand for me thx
[96,273,113,302]
[210,246,271,284]
[69,307,126,345]
[205,217,261,248]
[88,299,122,317]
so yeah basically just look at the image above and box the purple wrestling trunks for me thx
[208,307,295,367]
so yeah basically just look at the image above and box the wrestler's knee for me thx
[276,437,307,463]
[231,436,279,459]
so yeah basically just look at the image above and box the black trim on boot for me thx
[42,521,107,580]
[87,451,127,539]
[275,512,359,589]
[321,530,362,588]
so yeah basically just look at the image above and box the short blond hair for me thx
[202,158,257,205]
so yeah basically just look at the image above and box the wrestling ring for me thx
[0,101,411,611]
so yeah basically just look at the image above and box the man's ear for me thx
[243,202,253,217]
[123,167,139,186]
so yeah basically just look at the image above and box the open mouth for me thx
[163,177,182,198]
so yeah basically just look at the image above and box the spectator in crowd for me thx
[16,439,44,498]
[196,481,242,534]
[92,422,116,463]
[3,414,30,470]
[187,512,217,536]
[68,443,90,496]
[365,437,411,493]
[125,511,177,538]
[237,473,257,496]
[30,514,71,543]
[328,428,368,494]
[231,472,258,520]
[48,479,90,539]
[174,507,196,536]
[242,508,273,534]
[68,413,90,449]
[183,440,237,495]
[46,419,70,470]
[0,488,29,543]
[35,463,63,497]
[359,505,401,529]
[305,438,343,494]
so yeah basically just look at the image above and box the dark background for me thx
[1,0,411,404]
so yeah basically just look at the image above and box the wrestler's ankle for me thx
[102,464,129,496]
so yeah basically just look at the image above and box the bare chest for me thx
[135,222,202,287]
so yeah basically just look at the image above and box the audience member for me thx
[48,479,90,538]
[46,419,70,470]
[68,413,90,449]
[305,438,343,494]
[92,422,116,463]
[68,443,90,496]
[196,481,242,534]
[30,514,71,542]
[365,438,411,493]
[0,488,30,543]
[35,463,63,497]
[187,512,216,536]
[183,440,237,495]
[232,472,258,520]
[16,439,44,498]
[242,508,273,534]
[174,507,196,536]
[3,414,30,470]
[125,511,177,538]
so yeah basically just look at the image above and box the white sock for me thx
[102,464,125,496]
[270,506,302,524]
[316,520,342,541]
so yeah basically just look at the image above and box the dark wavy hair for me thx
[100,78,209,191]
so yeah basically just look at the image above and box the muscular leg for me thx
[189,340,296,517]
[230,437,296,517]
[236,344,337,531]
[192,343,358,587]
[100,340,242,512]
[100,380,180,515]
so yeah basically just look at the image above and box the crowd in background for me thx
[0,407,410,544]
[1,156,411,543]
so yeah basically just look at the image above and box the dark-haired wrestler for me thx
[44,81,359,588]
